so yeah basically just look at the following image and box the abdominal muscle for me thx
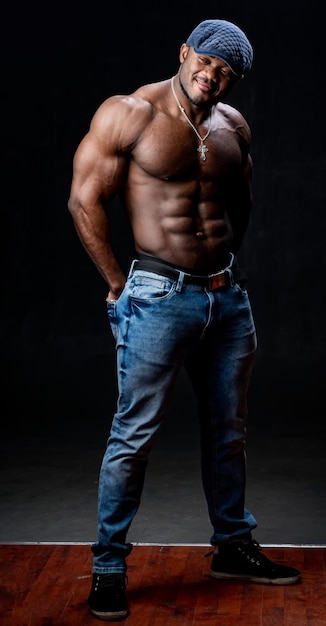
[124,181,233,274]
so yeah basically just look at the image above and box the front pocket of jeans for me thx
[128,275,175,301]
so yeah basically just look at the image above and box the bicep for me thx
[69,132,127,212]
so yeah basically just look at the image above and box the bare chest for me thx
[132,117,243,181]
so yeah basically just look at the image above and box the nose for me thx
[202,67,218,85]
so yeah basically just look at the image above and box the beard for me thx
[178,75,218,109]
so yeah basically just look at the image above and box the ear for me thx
[179,43,189,63]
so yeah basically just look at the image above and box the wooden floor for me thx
[0,544,325,625]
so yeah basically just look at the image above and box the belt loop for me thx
[128,258,138,278]
[227,252,235,287]
[227,268,235,287]
[175,270,185,292]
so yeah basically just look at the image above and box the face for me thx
[178,44,240,107]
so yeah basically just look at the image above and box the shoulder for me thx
[215,102,251,145]
[89,81,166,150]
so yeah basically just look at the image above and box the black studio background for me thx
[1,0,325,434]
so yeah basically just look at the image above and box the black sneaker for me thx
[210,539,301,585]
[88,573,128,620]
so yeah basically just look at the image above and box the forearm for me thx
[230,216,250,254]
[227,182,252,253]
[69,200,126,297]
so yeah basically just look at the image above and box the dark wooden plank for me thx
[0,544,325,625]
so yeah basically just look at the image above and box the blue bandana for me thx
[186,19,253,76]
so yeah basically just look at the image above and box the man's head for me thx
[186,19,253,77]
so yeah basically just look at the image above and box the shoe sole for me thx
[89,607,128,620]
[211,570,301,585]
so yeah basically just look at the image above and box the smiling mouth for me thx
[195,78,215,94]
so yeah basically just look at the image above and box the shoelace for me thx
[204,539,264,560]
[95,574,128,591]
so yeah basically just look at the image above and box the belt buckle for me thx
[208,270,226,290]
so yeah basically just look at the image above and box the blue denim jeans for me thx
[92,259,258,573]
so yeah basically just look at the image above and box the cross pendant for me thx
[197,142,208,161]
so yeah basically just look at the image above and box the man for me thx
[68,18,301,621]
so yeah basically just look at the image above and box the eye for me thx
[220,67,232,79]
[198,56,210,65]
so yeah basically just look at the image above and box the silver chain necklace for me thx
[170,76,211,161]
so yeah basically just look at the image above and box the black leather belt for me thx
[132,256,242,290]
